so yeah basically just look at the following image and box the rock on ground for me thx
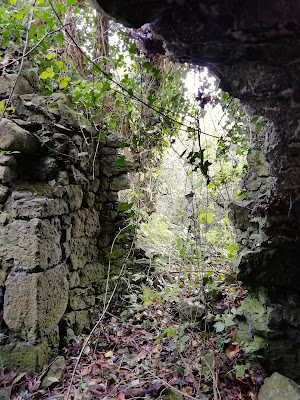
[258,372,300,400]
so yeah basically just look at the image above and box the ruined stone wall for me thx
[0,75,139,371]
[90,0,300,379]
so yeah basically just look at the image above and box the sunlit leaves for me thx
[40,67,55,79]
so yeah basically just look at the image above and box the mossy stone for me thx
[0,340,51,372]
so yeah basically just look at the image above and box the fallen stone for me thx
[0,339,51,372]
[162,389,183,400]
[258,372,300,400]
[0,386,11,400]
[178,297,206,322]
[41,356,65,389]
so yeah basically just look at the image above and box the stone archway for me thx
[88,0,300,378]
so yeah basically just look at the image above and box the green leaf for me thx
[12,372,27,384]
[234,363,250,378]
[206,212,214,224]
[225,314,235,327]
[60,80,68,89]
[181,335,190,343]
[40,71,49,79]
[115,155,126,166]
[214,321,225,333]
[55,60,64,68]
[176,237,183,251]
[117,202,134,212]
[46,52,55,60]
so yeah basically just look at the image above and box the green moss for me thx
[24,184,50,196]
[48,101,58,109]
[0,341,51,372]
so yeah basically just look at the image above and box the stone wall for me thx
[0,76,140,371]
[89,0,300,379]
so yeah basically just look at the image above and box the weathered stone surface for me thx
[0,218,62,270]
[0,74,34,100]
[0,339,51,372]
[0,386,11,400]
[0,154,17,167]
[4,265,68,341]
[258,372,300,400]
[0,166,17,183]
[69,287,95,310]
[66,185,83,211]
[41,356,65,388]
[178,297,206,322]
[52,93,93,133]
[101,155,134,177]
[0,118,39,153]
[110,174,130,191]
[70,238,98,269]
[0,185,9,203]
[162,388,183,400]
[56,170,69,185]
[6,196,68,218]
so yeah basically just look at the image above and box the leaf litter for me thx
[1,270,262,400]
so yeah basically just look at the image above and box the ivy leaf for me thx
[46,52,55,60]
[117,202,134,212]
[115,155,126,166]
[40,71,49,79]
[214,321,225,333]
[206,212,214,224]
[55,60,64,68]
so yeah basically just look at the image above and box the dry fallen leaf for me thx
[225,344,239,359]
[105,350,114,358]
[81,365,92,376]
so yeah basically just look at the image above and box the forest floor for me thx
[2,265,262,400]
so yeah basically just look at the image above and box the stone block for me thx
[41,356,65,388]
[0,74,34,100]
[0,218,62,270]
[100,155,134,177]
[90,178,100,192]
[0,339,51,372]
[71,209,100,238]
[78,263,106,287]
[109,174,130,191]
[4,265,69,342]
[258,372,300,400]
[0,154,17,167]
[83,191,95,208]
[70,238,98,269]
[0,118,40,154]
[6,196,68,218]
[69,287,95,310]
[56,171,69,185]
[0,185,9,203]
[0,166,17,183]
[69,166,89,190]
